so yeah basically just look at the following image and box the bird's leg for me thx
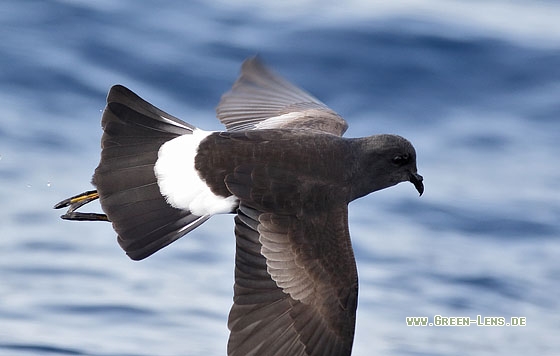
[53,190,110,221]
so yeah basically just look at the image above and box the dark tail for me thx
[55,85,209,260]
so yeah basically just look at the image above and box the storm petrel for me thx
[55,57,423,356]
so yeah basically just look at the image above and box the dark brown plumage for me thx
[55,57,423,356]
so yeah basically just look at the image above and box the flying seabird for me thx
[55,57,423,356]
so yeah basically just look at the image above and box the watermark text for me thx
[406,315,526,327]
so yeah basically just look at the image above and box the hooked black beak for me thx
[409,172,424,196]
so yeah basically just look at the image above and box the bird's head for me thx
[350,134,423,200]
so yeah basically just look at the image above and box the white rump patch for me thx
[254,112,305,129]
[154,129,238,216]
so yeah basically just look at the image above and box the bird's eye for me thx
[392,154,409,165]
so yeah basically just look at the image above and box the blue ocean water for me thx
[1,1,559,355]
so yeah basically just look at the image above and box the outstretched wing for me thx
[225,164,358,356]
[216,57,348,136]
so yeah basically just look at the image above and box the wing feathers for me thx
[217,57,348,136]
[229,202,357,355]
[62,59,360,354]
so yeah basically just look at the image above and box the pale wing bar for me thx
[228,203,357,356]
[217,57,348,136]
